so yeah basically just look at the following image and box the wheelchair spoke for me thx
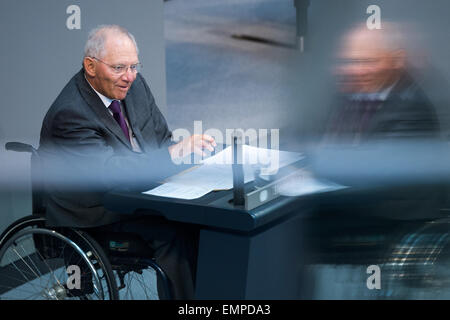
[117,267,158,300]
[11,249,37,281]
[18,242,46,289]
[0,263,42,289]
[0,266,41,292]
[0,219,162,300]
[1,257,52,299]
[7,254,45,294]
[58,245,76,288]
[133,270,151,299]
[33,246,64,289]
[0,284,45,297]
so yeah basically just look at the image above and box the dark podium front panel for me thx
[104,184,314,299]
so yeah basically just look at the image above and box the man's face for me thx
[88,34,139,100]
[335,30,400,93]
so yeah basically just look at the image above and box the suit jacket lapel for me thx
[123,93,148,152]
[75,70,133,149]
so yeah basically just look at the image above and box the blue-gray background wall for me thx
[0,0,166,232]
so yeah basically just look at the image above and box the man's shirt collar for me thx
[348,82,397,102]
[85,74,115,108]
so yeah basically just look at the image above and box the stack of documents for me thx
[144,145,347,200]
[144,146,303,199]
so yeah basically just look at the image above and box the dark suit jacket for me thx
[325,72,440,142]
[314,72,444,220]
[39,69,181,227]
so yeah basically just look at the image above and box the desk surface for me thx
[104,181,315,233]
[103,158,319,232]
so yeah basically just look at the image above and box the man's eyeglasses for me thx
[92,57,143,75]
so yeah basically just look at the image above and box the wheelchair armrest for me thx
[5,142,37,154]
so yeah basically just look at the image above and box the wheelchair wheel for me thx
[111,258,167,300]
[0,215,46,246]
[89,231,172,300]
[381,218,450,299]
[0,217,118,300]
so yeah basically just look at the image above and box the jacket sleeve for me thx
[40,103,185,194]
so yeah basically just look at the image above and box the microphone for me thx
[232,132,245,207]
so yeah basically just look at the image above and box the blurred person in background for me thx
[305,23,447,272]
[325,23,440,144]
[317,22,444,219]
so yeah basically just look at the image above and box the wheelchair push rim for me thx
[0,228,110,300]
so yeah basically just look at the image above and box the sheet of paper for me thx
[143,182,211,200]
[202,145,304,175]
[144,146,304,199]
[276,168,348,197]
[144,164,250,199]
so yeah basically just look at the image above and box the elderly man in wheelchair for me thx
[0,25,215,300]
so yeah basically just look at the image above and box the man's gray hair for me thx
[343,22,406,54]
[84,25,139,59]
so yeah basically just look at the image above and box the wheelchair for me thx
[0,142,172,300]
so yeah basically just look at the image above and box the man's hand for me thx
[168,134,217,161]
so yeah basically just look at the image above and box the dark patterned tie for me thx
[358,99,381,134]
[109,100,130,142]
[328,99,381,143]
